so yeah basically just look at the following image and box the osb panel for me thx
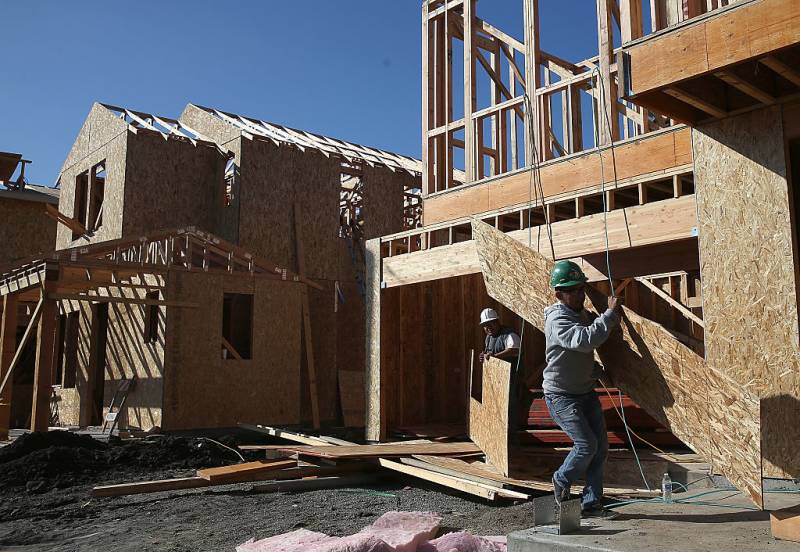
[237,139,341,280]
[362,165,414,240]
[694,106,800,479]
[55,388,80,426]
[339,369,365,427]
[469,356,511,475]
[0,198,56,265]
[101,276,166,431]
[365,238,383,441]
[121,131,225,238]
[59,103,130,177]
[57,124,127,250]
[472,219,764,507]
[423,128,691,225]
[163,272,302,430]
[306,280,338,424]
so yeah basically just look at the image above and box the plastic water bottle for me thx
[662,473,673,503]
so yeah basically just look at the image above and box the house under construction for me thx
[365,0,800,508]
[0,102,421,437]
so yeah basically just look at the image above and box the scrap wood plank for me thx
[237,423,333,446]
[278,442,481,459]
[92,476,210,497]
[91,465,365,498]
[471,218,764,507]
[376,458,529,501]
[196,459,296,483]
[771,504,800,543]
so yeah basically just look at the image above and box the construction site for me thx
[1,0,800,550]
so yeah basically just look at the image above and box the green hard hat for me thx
[550,260,588,289]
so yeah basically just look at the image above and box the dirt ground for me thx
[0,432,536,552]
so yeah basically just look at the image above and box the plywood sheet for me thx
[471,218,764,507]
[339,369,365,427]
[469,356,511,475]
[694,106,800,479]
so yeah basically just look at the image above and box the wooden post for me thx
[463,0,477,182]
[31,290,57,432]
[596,0,619,145]
[620,0,643,43]
[523,0,541,165]
[0,295,19,440]
[422,1,432,195]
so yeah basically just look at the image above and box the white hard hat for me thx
[479,308,499,325]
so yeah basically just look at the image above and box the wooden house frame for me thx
[366,0,800,502]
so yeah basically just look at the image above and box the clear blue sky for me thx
[0,1,600,185]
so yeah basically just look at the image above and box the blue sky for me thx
[0,1,600,185]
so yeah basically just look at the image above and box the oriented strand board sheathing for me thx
[471,219,764,507]
[339,370,365,427]
[0,198,57,265]
[694,106,800,479]
[163,272,302,430]
[362,165,414,240]
[365,238,384,441]
[469,357,511,475]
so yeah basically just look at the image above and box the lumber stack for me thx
[90,424,658,502]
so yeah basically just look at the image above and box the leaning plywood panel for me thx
[694,106,800,479]
[468,356,511,475]
[471,219,764,507]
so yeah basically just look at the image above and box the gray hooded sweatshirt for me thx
[542,303,619,395]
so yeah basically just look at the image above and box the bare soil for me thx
[0,432,537,552]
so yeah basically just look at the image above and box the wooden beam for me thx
[463,0,477,182]
[376,458,529,500]
[48,293,197,308]
[31,291,57,432]
[221,336,243,361]
[596,0,619,144]
[760,56,800,88]
[620,0,643,43]
[238,423,334,446]
[715,71,775,105]
[0,297,43,400]
[635,277,705,327]
[663,87,727,119]
[523,0,541,163]
[475,17,525,53]
[0,295,18,440]
[44,204,86,236]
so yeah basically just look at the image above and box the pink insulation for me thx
[417,531,507,552]
[358,511,443,551]
[236,528,338,552]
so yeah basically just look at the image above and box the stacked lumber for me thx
[90,424,659,502]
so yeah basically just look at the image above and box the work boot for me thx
[552,474,570,505]
[581,503,619,520]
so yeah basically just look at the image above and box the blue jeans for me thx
[545,391,608,508]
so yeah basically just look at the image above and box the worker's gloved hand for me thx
[479,352,491,363]
[608,296,623,313]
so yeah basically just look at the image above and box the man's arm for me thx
[485,332,520,361]
[550,309,618,353]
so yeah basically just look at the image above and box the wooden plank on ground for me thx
[196,460,296,483]
[237,423,333,446]
[376,457,529,501]
[279,442,480,459]
[91,477,210,497]
[471,218,764,508]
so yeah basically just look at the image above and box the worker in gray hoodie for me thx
[544,260,621,517]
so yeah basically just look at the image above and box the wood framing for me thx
[621,0,800,124]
